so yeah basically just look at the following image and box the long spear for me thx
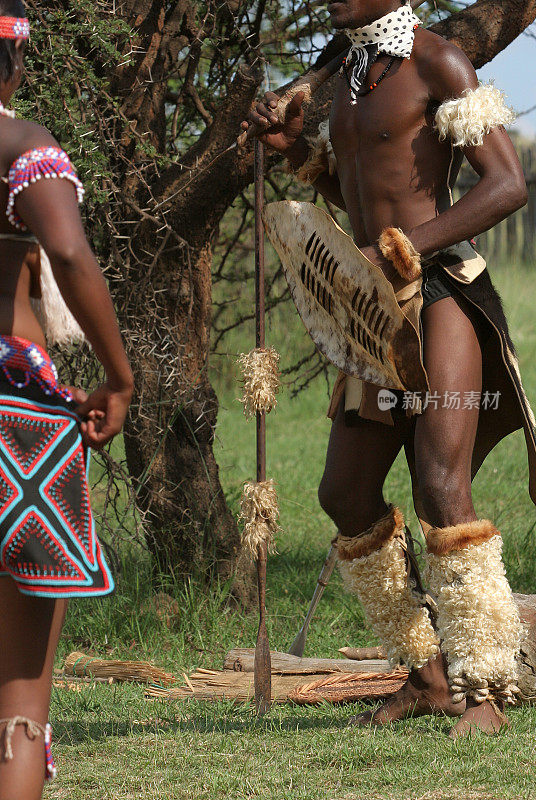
[253,139,271,715]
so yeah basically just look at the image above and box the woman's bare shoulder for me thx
[1,118,59,169]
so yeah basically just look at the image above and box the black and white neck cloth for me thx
[344,4,421,104]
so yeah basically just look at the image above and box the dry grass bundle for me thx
[64,652,176,685]
[289,670,408,705]
[145,670,303,703]
[144,662,407,705]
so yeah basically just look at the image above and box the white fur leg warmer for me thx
[426,521,522,705]
[336,507,439,670]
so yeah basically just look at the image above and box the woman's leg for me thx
[0,578,66,800]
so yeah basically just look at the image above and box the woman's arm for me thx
[16,174,133,448]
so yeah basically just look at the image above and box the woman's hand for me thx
[75,381,133,450]
[240,91,306,154]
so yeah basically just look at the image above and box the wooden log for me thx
[515,594,536,703]
[223,648,391,675]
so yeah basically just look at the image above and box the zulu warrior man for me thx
[241,0,536,737]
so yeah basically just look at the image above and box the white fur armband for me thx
[287,120,337,184]
[434,83,516,148]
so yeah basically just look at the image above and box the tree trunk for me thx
[117,228,253,598]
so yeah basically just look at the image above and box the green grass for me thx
[48,263,536,800]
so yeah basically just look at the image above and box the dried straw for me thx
[237,347,280,419]
[289,669,408,705]
[239,479,280,558]
[64,652,176,685]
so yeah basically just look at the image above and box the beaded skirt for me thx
[0,336,114,598]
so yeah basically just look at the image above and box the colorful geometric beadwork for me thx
[0,390,114,597]
[0,336,113,597]
[0,335,72,402]
[7,147,84,230]
[0,16,30,40]
[2,507,88,584]
[43,441,96,569]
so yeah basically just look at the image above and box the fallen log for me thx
[223,649,391,675]
[516,594,536,703]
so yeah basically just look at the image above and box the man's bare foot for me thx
[449,698,509,739]
[349,654,465,727]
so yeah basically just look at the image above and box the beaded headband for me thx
[0,17,30,40]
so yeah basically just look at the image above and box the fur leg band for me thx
[425,521,522,705]
[378,228,422,282]
[336,506,439,670]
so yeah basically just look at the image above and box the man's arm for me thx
[241,91,346,209]
[408,42,527,257]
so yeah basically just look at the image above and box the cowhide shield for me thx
[263,201,428,393]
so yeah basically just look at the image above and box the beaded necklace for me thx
[342,55,397,96]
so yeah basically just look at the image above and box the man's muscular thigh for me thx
[318,398,411,536]
[414,292,483,527]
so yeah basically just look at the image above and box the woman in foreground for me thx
[0,3,133,797]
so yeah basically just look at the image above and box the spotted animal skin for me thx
[263,201,427,393]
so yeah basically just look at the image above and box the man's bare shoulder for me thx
[413,29,478,103]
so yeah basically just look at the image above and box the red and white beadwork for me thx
[0,16,30,40]
[44,723,57,781]
[0,335,72,401]
[6,147,85,230]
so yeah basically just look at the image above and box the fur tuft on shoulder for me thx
[378,227,421,282]
[288,119,337,184]
[434,83,516,148]
[336,505,404,560]
[426,519,498,556]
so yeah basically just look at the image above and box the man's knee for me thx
[318,474,386,534]
[417,463,473,527]
[317,474,344,522]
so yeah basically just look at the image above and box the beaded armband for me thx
[434,83,516,148]
[0,335,73,401]
[7,147,85,230]
[286,120,337,185]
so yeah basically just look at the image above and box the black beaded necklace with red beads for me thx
[342,54,398,96]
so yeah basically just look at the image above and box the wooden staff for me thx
[253,139,271,715]
[288,545,337,657]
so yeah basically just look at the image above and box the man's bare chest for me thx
[329,66,429,161]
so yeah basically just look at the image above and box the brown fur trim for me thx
[286,142,328,185]
[378,227,422,281]
[336,506,404,561]
[426,519,499,556]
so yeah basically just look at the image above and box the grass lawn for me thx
[49,263,536,800]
